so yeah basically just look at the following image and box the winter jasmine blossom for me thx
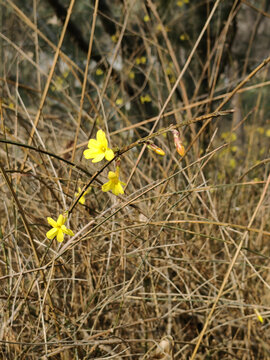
[46,214,74,243]
[140,94,152,104]
[96,68,103,76]
[116,98,123,106]
[75,186,91,205]
[102,167,126,196]
[84,130,114,163]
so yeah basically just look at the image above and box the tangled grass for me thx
[0,0,270,359]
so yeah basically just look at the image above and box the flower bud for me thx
[254,308,263,323]
[146,141,165,156]
[171,129,185,157]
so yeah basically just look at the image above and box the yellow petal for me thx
[102,180,112,192]
[96,130,108,148]
[96,68,103,76]
[105,148,114,161]
[108,171,117,180]
[144,15,150,22]
[113,182,124,195]
[66,229,74,236]
[57,214,65,226]
[57,230,64,243]
[116,98,123,105]
[88,138,99,149]
[129,71,135,79]
[84,148,100,159]
[140,56,146,64]
[61,225,74,236]
[92,153,105,163]
[46,228,58,240]
[79,196,85,204]
[47,217,57,228]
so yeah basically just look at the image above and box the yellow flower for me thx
[128,71,135,79]
[266,129,270,137]
[111,34,118,43]
[96,68,103,76]
[140,94,152,104]
[229,158,236,169]
[221,131,237,142]
[135,56,147,65]
[116,98,123,106]
[46,214,74,243]
[156,24,168,32]
[51,75,64,92]
[84,130,114,163]
[102,167,126,196]
[63,70,69,78]
[75,186,90,205]
[140,56,147,64]
[144,15,150,22]
[177,0,184,7]
[179,34,187,41]
[166,67,173,76]
[231,145,238,152]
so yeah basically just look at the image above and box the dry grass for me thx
[1,0,270,359]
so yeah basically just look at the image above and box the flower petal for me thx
[57,230,64,243]
[102,180,112,192]
[84,148,100,159]
[57,214,65,226]
[113,182,124,195]
[46,228,58,240]
[92,153,105,163]
[79,196,85,204]
[61,225,74,236]
[96,130,108,148]
[87,139,99,149]
[105,148,114,161]
[108,171,117,180]
[47,217,57,228]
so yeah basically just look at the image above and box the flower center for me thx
[111,177,119,185]
[101,146,106,152]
